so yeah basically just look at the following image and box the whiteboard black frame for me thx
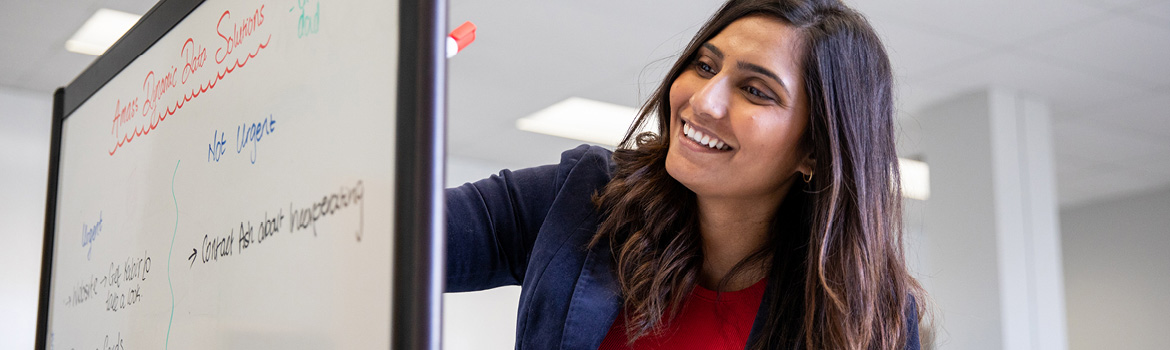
[34,0,447,348]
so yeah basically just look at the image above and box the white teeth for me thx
[682,121,730,151]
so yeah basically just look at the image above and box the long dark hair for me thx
[590,0,927,348]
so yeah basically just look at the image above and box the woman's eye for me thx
[694,60,715,76]
[744,86,773,101]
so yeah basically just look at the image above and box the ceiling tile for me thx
[1052,146,1125,208]
[1126,0,1170,30]
[1055,189,1093,209]
[0,0,155,92]
[1079,90,1170,139]
[849,0,1106,47]
[870,18,989,79]
[1114,151,1170,177]
[1052,148,1170,208]
[1022,12,1170,88]
[1055,170,1104,208]
[1051,118,1170,164]
[0,0,93,90]
[1072,0,1162,11]
[1055,152,1108,179]
[1056,164,1166,208]
[916,52,1149,119]
[895,80,967,116]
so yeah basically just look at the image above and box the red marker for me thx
[447,21,476,58]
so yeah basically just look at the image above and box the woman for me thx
[445,0,927,349]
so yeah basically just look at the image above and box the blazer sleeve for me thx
[444,145,604,292]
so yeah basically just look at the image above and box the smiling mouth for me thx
[683,121,732,151]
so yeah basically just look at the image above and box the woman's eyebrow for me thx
[701,43,724,59]
[737,61,790,97]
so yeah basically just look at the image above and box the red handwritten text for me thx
[111,99,139,137]
[107,3,271,156]
[141,67,179,118]
[180,38,207,84]
[215,6,265,64]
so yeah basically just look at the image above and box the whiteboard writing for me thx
[108,4,272,156]
[290,180,365,240]
[180,39,208,84]
[61,251,153,314]
[207,130,228,162]
[215,6,267,65]
[236,113,277,164]
[81,212,103,260]
[206,113,277,164]
[295,0,320,38]
[49,0,398,348]
[184,179,364,268]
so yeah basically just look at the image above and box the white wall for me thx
[1061,185,1170,350]
[0,86,52,350]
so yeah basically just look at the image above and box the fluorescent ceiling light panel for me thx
[516,97,650,147]
[519,97,929,200]
[899,158,930,201]
[66,9,142,56]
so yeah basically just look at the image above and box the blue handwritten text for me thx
[236,114,277,164]
[82,212,103,260]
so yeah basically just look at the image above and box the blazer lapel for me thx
[558,234,622,350]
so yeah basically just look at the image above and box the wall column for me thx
[916,88,1067,350]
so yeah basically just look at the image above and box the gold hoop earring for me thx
[803,172,813,183]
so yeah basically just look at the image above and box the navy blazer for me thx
[445,145,920,350]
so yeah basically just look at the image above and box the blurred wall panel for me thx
[0,86,51,350]
[1062,187,1170,350]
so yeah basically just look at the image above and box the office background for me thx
[2,0,1168,349]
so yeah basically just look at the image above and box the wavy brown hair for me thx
[590,0,927,348]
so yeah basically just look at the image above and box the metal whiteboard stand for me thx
[394,0,447,349]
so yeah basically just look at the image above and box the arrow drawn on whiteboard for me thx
[188,248,197,268]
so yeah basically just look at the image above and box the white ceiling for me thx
[1,0,1168,209]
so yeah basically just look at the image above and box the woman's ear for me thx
[796,151,816,179]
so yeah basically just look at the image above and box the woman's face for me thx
[665,15,813,204]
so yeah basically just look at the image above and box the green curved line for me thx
[166,160,180,349]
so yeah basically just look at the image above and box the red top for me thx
[597,279,767,350]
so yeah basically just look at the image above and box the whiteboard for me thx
[36,0,443,348]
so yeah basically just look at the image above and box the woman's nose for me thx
[689,77,728,120]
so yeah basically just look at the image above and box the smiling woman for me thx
[665,16,812,226]
[445,0,926,349]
